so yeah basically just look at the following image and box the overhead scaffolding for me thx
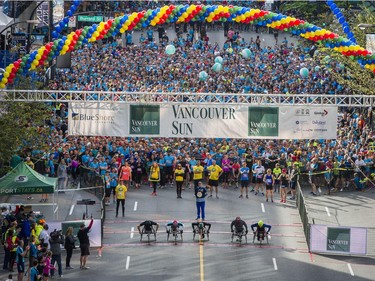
[0,90,374,107]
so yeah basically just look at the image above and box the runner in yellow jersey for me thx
[115,181,127,217]
[193,160,204,188]
[207,160,223,199]
[273,163,282,193]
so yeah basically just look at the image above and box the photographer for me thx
[49,229,64,278]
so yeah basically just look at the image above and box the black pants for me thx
[66,247,73,267]
[51,254,62,276]
[116,199,125,216]
[176,181,183,197]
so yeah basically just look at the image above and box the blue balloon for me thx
[63,17,69,24]
[333,8,339,14]
[73,0,80,5]
[55,26,62,33]
[343,26,350,33]
[67,10,73,17]
[52,31,58,38]
[348,32,354,38]
[339,17,345,24]
[59,21,65,28]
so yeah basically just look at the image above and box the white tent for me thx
[0,11,13,34]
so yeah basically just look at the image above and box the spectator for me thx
[64,227,76,269]
[77,218,94,270]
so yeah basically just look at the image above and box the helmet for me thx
[258,220,264,227]
[235,217,241,221]
[172,220,178,226]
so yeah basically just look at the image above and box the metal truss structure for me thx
[0,90,374,107]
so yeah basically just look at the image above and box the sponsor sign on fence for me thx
[68,103,337,139]
[310,224,367,255]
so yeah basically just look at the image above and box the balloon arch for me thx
[1,4,374,88]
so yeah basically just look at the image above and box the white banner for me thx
[68,103,338,139]
[310,224,367,255]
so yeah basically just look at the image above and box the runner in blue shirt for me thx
[239,162,250,199]
[164,152,175,185]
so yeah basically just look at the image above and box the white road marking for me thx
[261,203,265,213]
[130,227,134,239]
[347,263,354,276]
[69,204,75,216]
[126,256,130,270]
[54,206,59,214]
[133,201,138,211]
[272,258,278,270]
[325,207,331,217]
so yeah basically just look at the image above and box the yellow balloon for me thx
[35,54,41,60]
[38,49,44,55]
[97,26,103,32]
[65,39,71,45]
[60,50,66,55]
[207,18,212,23]
[62,45,69,51]
[1,77,8,84]
[30,65,36,70]
[0,83,5,89]
[3,72,9,78]
[120,28,125,33]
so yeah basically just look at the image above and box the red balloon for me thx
[42,55,47,60]
[14,61,20,68]
[69,46,74,51]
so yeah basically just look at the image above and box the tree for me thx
[0,101,52,173]
[315,48,375,95]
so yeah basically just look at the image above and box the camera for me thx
[50,229,63,240]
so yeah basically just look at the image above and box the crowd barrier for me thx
[296,181,375,257]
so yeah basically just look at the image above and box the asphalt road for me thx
[1,183,374,280]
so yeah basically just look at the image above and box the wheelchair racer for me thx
[251,220,272,241]
[137,220,159,235]
[192,219,211,239]
[231,217,248,236]
[166,220,184,235]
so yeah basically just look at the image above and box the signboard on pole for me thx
[68,103,338,139]
[77,15,104,23]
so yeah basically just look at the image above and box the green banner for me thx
[130,105,160,135]
[77,15,103,22]
[327,227,351,252]
[248,107,279,137]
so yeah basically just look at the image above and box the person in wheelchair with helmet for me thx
[231,217,248,241]
[251,220,272,241]
[192,219,211,240]
[166,220,184,240]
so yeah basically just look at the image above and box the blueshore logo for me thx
[71,111,115,124]
[314,110,328,116]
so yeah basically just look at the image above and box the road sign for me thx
[77,15,103,22]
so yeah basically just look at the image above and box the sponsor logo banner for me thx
[326,227,350,252]
[68,103,337,139]
[130,105,160,135]
[248,107,279,137]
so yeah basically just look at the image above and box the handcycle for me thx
[140,226,157,244]
[231,229,247,244]
[253,230,269,246]
[167,227,183,244]
[192,224,210,241]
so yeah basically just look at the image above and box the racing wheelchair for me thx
[192,223,210,241]
[140,226,157,244]
[231,228,247,245]
[167,226,183,244]
[253,230,269,246]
